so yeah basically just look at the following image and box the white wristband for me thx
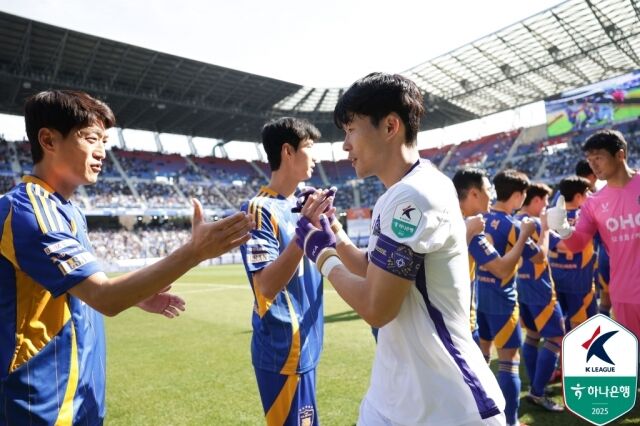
[320,256,342,277]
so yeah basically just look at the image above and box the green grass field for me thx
[105,265,640,425]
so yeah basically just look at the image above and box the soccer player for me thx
[548,176,597,332]
[475,169,543,426]
[297,73,506,425]
[240,117,328,426]
[0,90,254,424]
[514,183,565,412]
[453,168,536,346]
[575,158,613,316]
[548,129,640,344]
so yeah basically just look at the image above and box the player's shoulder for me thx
[0,182,46,233]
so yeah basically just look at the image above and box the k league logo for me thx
[563,315,638,425]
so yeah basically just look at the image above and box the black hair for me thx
[582,129,627,157]
[261,117,321,171]
[25,90,116,164]
[523,182,552,206]
[559,176,591,202]
[333,72,425,145]
[452,167,487,201]
[493,169,530,202]
[575,159,594,178]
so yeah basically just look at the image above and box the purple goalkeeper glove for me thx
[296,215,341,275]
[291,186,317,213]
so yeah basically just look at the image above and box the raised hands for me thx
[520,217,537,238]
[296,215,340,275]
[465,214,485,238]
[546,195,573,238]
[136,286,186,319]
[298,187,337,228]
[188,199,254,263]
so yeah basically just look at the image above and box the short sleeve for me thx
[378,183,453,255]
[241,200,280,273]
[8,198,101,297]
[468,234,499,266]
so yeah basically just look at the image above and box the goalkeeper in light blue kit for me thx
[240,117,332,426]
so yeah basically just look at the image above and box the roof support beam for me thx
[179,64,208,101]
[82,39,102,85]
[133,52,159,94]
[586,0,640,67]
[51,31,68,81]
[109,46,130,87]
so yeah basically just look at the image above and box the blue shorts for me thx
[255,367,318,426]
[520,300,565,338]
[477,307,522,349]
[557,286,597,330]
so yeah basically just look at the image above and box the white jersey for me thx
[363,161,505,425]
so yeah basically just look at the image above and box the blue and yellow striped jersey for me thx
[476,209,540,314]
[0,176,105,425]
[240,186,323,375]
[468,234,499,330]
[514,213,556,305]
[549,208,596,294]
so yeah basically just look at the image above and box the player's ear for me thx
[383,113,401,139]
[38,128,57,155]
[281,142,292,159]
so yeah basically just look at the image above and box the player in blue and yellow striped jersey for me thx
[548,176,597,331]
[240,117,327,426]
[478,169,544,426]
[514,183,565,412]
[453,168,536,348]
[0,91,253,425]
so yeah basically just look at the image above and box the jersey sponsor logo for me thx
[56,251,96,275]
[604,213,640,232]
[248,253,269,263]
[43,238,79,255]
[391,203,422,238]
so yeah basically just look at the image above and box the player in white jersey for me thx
[295,73,506,425]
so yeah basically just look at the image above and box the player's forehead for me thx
[585,148,612,159]
[75,121,107,136]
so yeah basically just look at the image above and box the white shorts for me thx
[357,397,506,426]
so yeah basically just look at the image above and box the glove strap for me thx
[319,252,342,277]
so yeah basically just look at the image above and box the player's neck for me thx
[31,163,75,200]
[268,170,298,198]
[378,148,419,189]
[606,164,635,188]
[492,201,515,215]
[518,207,536,217]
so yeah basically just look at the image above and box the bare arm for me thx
[482,219,537,279]
[68,200,253,316]
[334,238,367,278]
[326,262,412,328]
[252,240,304,300]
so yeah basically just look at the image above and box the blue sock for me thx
[521,336,539,386]
[498,361,521,426]
[531,341,560,397]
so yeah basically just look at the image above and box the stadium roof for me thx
[402,0,640,117]
[0,10,473,142]
[0,0,639,143]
